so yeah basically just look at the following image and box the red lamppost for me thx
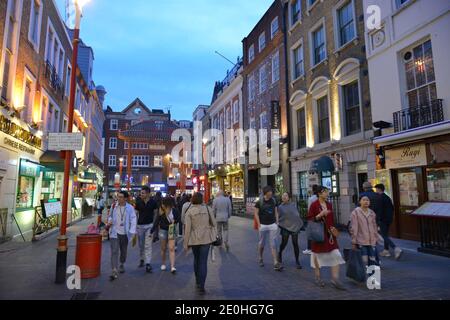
[56,0,90,284]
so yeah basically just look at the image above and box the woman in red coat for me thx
[307,186,346,290]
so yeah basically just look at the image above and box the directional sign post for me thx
[48,133,83,151]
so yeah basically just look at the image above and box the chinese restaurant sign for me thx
[385,144,427,169]
[0,116,42,149]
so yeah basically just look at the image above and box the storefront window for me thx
[427,168,450,202]
[298,172,308,198]
[321,171,339,195]
[375,169,393,199]
[17,176,34,210]
[398,172,419,206]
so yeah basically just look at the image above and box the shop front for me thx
[0,113,44,241]
[291,143,375,226]
[375,135,450,241]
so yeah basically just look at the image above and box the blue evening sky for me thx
[56,0,274,120]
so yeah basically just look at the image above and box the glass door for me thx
[396,169,422,241]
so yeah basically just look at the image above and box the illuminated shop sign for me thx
[0,116,42,149]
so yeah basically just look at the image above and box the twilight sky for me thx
[56,0,274,120]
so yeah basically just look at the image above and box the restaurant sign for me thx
[385,144,427,169]
[0,115,42,149]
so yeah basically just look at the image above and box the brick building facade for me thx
[242,0,290,201]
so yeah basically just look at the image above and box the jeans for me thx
[217,221,229,244]
[110,234,128,271]
[379,222,396,251]
[137,224,153,264]
[192,244,210,289]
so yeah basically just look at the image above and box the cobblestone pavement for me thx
[0,216,449,300]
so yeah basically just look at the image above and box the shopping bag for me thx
[346,249,366,283]
[306,221,325,243]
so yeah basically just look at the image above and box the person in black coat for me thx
[375,184,403,260]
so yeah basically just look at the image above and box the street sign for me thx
[48,133,83,151]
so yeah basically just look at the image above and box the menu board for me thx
[398,172,419,207]
[412,202,450,219]
[42,200,62,218]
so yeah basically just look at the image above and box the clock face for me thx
[373,30,385,48]
[134,108,142,115]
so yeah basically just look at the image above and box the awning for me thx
[40,151,78,174]
[310,156,335,173]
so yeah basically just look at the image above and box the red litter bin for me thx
[75,234,102,279]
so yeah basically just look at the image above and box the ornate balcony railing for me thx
[44,60,64,97]
[393,99,444,132]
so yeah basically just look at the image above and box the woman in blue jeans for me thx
[183,192,217,295]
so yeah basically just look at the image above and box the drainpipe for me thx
[281,1,293,195]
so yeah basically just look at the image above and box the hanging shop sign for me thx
[271,101,281,130]
[0,115,42,149]
[385,144,428,169]
[19,159,41,177]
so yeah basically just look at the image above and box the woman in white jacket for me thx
[107,191,137,281]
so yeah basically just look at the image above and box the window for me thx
[297,108,306,149]
[312,24,326,65]
[154,156,163,167]
[23,78,33,121]
[108,155,116,167]
[271,17,279,39]
[47,103,54,132]
[65,64,71,97]
[226,107,231,128]
[109,137,117,149]
[308,0,319,10]
[259,66,268,93]
[29,0,42,50]
[291,0,301,25]
[250,117,256,130]
[132,156,150,168]
[54,109,60,133]
[233,101,239,124]
[427,168,450,201]
[293,44,304,79]
[396,0,410,9]
[2,0,19,100]
[248,75,255,102]
[45,21,64,77]
[272,52,280,84]
[298,171,309,198]
[63,117,68,132]
[337,1,355,47]
[259,32,266,52]
[248,45,255,63]
[110,119,118,130]
[317,96,330,143]
[343,81,361,135]
[404,40,436,107]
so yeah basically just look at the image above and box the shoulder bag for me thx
[206,206,222,247]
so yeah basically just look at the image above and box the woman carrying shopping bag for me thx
[307,186,346,290]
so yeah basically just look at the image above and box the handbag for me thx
[346,249,367,283]
[206,206,222,247]
[306,220,325,243]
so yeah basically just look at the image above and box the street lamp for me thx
[202,138,210,203]
[119,157,124,189]
[55,0,90,284]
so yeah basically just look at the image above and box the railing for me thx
[393,99,444,132]
[44,60,64,98]
[0,208,7,238]
[293,195,344,228]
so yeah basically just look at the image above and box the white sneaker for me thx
[379,250,391,257]
[394,248,403,260]
[303,250,312,255]
[161,265,167,271]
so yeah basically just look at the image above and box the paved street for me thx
[0,216,449,300]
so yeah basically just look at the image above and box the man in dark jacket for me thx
[359,182,383,223]
[375,184,403,260]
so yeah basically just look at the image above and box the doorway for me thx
[393,168,423,241]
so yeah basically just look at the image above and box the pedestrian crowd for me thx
[95,180,402,295]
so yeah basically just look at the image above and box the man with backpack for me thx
[254,186,282,271]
